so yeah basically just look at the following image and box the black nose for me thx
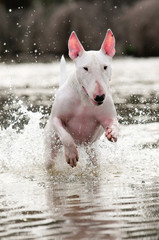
[94,94,105,103]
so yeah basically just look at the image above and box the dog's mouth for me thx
[82,86,103,106]
[91,99,103,106]
[82,86,88,96]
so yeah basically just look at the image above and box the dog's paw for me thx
[105,125,119,142]
[64,145,79,168]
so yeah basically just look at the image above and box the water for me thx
[0,57,159,239]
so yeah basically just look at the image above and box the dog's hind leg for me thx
[85,145,98,166]
[44,129,62,170]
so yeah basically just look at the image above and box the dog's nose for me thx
[94,94,105,103]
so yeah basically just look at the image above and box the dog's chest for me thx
[64,105,100,143]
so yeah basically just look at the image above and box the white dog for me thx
[45,29,119,168]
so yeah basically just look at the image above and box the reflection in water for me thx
[46,173,159,239]
[1,174,159,239]
[47,180,121,240]
[0,58,159,239]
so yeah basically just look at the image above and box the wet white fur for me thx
[45,32,119,168]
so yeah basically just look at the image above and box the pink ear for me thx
[101,29,115,57]
[68,31,84,60]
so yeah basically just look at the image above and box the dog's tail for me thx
[60,55,67,86]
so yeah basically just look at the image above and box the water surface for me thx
[0,57,159,239]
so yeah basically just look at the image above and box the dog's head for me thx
[68,29,115,106]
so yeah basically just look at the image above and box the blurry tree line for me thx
[0,0,158,62]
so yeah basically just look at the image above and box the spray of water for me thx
[0,90,159,185]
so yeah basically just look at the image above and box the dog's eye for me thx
[104,66,107,70]
[83,67,88,71]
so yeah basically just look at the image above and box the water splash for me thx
[0,97,45,178]
[0,91,159,185]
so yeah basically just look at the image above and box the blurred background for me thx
[0,0,159,62]
[1,2,159,240]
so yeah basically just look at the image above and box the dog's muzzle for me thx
[82,86,105,106]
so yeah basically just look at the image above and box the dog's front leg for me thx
[99,117,119,142]
[105,120,119,142]
[52,117,79,168]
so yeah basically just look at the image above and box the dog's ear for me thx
[68,31,84,60]
[101,29,115,57]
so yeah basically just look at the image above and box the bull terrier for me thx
[45,29,119,168]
